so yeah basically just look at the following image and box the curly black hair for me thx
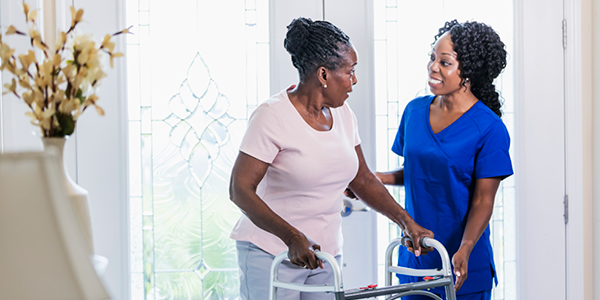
[284,17,352,82]
[433,20,507,117]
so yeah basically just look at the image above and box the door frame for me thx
[564,0,586,299]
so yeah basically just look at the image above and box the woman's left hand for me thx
[402,221,434,256]
[452,246,471,292]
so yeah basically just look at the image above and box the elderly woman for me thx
[229,17,432,300]
[376,20,513,300]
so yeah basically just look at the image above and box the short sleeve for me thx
[239,103,283,164]
[474,120,514,179]
[391,109,407,157]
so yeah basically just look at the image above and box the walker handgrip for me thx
[397,236,452,277]
[400,236,430,249]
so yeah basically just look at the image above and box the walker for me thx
[269,236,457,300]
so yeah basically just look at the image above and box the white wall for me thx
[71,1,130,299]
[591,0,600,299]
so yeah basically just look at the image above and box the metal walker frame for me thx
[269,237,456,300]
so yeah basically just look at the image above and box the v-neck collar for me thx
[426,95,479,137]
[423,95,474,175]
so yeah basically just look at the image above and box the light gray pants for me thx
[236,241,342,300]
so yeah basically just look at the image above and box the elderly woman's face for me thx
[323,46,358,107]
[427,33,463,96]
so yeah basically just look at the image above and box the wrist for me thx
[459,240,476,254]
[398,215,416,232]
[283,231,304,247]
[375,172,391,185]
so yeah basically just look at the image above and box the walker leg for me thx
[334,291,345,300]
[444,279,456,300]
[269,284,277,300]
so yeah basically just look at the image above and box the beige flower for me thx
[28,28,40,40]
[22,91,34,106]
[2,78,17,96]
[18,76,31,89]
[57,32,67,50]
[114,25,134,36]
[6,25,25,36]
[95,105,105,116]
[110,52,123,68]
[40,108,55,131]
[28,28,46,51]
[18,50,36,71]
[25,111,38,126]
[22,3,30,18]
[101,34,115,52]
[0,43,15,70]
[27,9,37,23]
[53,53,61,66]
[70,7,84,28]
[32,38,45,50]
[1,5,128,137]
[60,97,79,113]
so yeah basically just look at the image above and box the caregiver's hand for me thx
[452,245,470,292]
[286,233,324,270]
[402,221,434,256]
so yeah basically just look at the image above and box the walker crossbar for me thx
[268,236,456,300]
[387,266,445,277]
[342,277,452,299]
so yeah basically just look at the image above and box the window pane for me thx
[126,1,269,298]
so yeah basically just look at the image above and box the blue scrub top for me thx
[392,95,513,295]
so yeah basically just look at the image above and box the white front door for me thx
[517,0,567,298]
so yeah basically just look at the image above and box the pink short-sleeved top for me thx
[230,87,361,256]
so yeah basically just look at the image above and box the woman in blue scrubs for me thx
[376,20,513,300]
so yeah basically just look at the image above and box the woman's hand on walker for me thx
[452,246,470,292]
[403,222,434,256]
[286,234,324,270]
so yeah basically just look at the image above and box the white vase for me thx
[42,137,94,253]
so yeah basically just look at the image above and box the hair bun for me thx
[284,17,312,56]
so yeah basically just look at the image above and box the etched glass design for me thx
[373,1,515,299]
[126,0,269,299]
